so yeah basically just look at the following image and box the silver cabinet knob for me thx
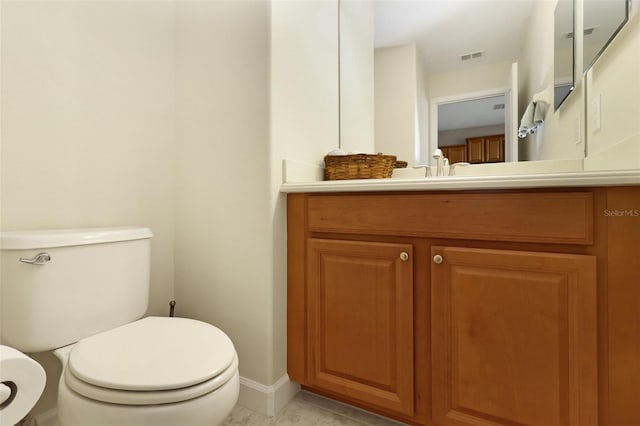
[400,252,409,261]
[433,254,443,264]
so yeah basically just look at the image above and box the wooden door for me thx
[466,137,485,163]
[307,239,414,415]
[447,145,467,164]
[485,134,505,162]
[431,246,597,426]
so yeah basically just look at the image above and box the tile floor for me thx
[221,391,407,426]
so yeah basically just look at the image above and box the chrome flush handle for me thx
[19,253,51,265]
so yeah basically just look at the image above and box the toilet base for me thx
[56,369,239,426]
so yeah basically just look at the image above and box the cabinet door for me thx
[447,145,467,164]
[307,239,414,415]
[485,135,505,162]
[431,247,597,426]
[440,146,450,160]
[466,137,485,163]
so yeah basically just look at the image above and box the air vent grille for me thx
[460,51,484,61]
[566,27,597,39]
[493,104,505,110]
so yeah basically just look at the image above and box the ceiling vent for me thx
[566,27,597,39]
[460,51,483,61]
[493,104,505,110]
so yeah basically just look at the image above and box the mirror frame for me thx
[583,0,630,74]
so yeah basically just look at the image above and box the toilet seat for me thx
[64,353,238,405]
[64,316,237,405]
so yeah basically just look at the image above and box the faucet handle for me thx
[432,148,443,158]
[449,162,470,176]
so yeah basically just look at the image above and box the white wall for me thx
[585,8,640,165]
[428,60,511,100]
[1,0,175,415]
[519,0,639,164]
[415,59,430,165]
[375,44,418,165]
[271,1,339,169]
[339,0,375,154]
[519,0,586,161]
[173,0,273,389]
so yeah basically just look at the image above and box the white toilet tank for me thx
[0,227,153,353]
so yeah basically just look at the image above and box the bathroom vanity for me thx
[284,177,640,426]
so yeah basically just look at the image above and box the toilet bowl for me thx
[0,227,240,426]
[54,316,239,426]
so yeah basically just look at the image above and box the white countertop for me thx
[280,169,640,193]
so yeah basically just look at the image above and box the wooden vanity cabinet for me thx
[287,187,640,426]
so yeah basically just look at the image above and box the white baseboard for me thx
[34,376,300,423]
[238,374,300,417]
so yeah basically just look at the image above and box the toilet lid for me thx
[68,316,236,391]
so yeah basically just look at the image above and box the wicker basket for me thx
[324,154,397,180]
[394,160,408,168]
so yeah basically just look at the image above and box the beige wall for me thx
[339,0,375,154]
[519,0,586,162]
[271,0,339,167]
[428,60,511,100]
[1,0,175,415]
[416,59,430,165]
[586,9,640,162]
[519,0,639,163]
[375,44,419,165]
[173,1,273,386]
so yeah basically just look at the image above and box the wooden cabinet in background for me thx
[466,137,486,163]
[440,145,467,164]
[485,134,505,162]
[466,134,505,163]
[431,246,597,426]
[306,239,414,415]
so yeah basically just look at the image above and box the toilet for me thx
[0,227,239,426]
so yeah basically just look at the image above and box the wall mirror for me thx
[437,95,507,165]
[554,0,575,110]
[339,0,534,165]
[583,0,629,72]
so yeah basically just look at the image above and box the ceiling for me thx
[438,95,506,131]
[373,0,537,74]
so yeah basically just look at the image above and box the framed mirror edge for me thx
[582,0,631,74]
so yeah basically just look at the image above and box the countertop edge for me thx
[280,170,640,193]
